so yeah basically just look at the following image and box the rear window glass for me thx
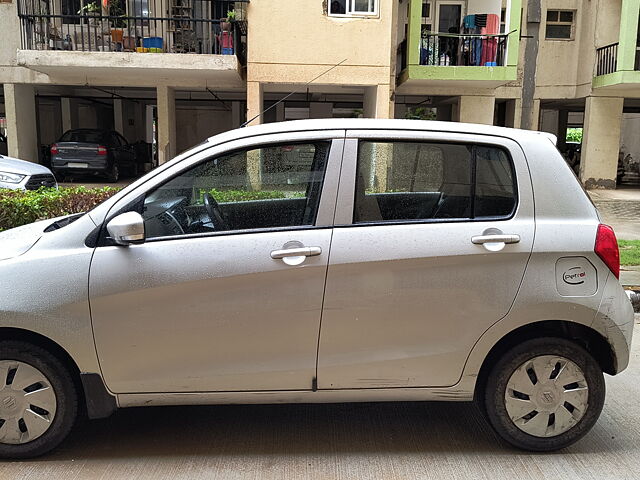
[59,130,107,143]
[354,141,516,223]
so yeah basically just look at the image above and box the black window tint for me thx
[142,142,330,239]
[474,146,516,218]
[354,141,472,223]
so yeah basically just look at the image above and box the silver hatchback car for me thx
[0,119,634,458]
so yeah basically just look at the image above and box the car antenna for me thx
[240,58,348,128]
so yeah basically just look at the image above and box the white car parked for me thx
[0,155,58,190]
[0,119,634,458]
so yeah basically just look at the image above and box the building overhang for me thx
[398,65,518,89]
[16,50,244,88]
[592,71,640,94]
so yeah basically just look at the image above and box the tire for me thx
[483,337,605,452]
[107,163,120,183]
[0,341,78,459]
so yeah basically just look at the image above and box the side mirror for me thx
[106,212,145,246]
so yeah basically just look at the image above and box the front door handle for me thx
[471,234,520,245]
[270,246,322,259]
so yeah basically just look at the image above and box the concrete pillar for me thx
[310,102,333,119]
[61,97,79,132]
[504,99,522,128]
[457,95,496,125]
[231,101,243,128]
[113,98,124,135]
[4,84,39,163]
[157,86,176,165]
[246,81,263,126]
[363,84,393,119]
[557,109,569,152]
[275,102,285,122]
[580,96,624,189]
[521,98,541,131]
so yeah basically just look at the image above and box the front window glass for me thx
[354,141,515,223]
[142,142,330,239]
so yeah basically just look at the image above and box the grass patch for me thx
[619,240,640,266]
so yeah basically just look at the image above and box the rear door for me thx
[317,130,534,389]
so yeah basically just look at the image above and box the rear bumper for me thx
[52,160,109,174]
[592,273,635,374]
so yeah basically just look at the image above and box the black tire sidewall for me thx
[0,341,78,459]
[484,337,605,452]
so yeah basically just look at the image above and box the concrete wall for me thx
[247,0,394,86]
[175,106,233,154]
[468,0,502,16]
[0,2,20,67]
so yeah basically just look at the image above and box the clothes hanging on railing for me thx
[460,13,500,66]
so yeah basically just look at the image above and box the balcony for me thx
[15,0,248,87]
[592,5,640,91]
[398,0,521,89]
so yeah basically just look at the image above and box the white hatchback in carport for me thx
[0,119,634,458]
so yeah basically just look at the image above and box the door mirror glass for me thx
[107,212,145,245]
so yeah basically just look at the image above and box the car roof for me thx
[206,118,556,146]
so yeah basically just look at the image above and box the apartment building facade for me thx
[0,0,638,188]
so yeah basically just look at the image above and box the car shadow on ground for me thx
[44,401,624,461]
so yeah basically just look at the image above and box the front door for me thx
[317,132,534,389]
[89,138,343,393]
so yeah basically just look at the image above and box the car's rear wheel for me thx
[483,337,605,451]
[107,163,119,183]
[0,341,78,458]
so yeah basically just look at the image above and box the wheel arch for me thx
[0,327,116,419]
[473,320,616,403]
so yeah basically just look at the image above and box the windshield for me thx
[59,130,107,143]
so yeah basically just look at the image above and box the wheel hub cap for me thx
[0,361,57,445]
[504,355,589,438]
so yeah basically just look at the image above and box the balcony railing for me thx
[16,0,247,63]
[419,33,507,67]
[595,42,619,76]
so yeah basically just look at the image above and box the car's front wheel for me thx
[0,341,78,459]
[483,337,605,451]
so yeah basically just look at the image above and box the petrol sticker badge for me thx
[563,266,586,285]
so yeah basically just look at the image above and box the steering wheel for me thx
[203,193,228,230]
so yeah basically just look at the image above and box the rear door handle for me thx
[471,234,520,245]
[270,246,322,259]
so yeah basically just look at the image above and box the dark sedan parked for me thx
[51,129,137,182]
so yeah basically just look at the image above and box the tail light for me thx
[50,144,58,155]
[97,145,108,155]
[595,224,619,279]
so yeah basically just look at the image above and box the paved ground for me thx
[589,188,640,241]
[1,320,638,480]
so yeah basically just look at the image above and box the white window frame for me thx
[545,9,576,41]
[328,0,379,18]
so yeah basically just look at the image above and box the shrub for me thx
[0,187,120,232]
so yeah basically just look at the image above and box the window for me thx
[329,0,378,17]
[142,142,330,239]
[545,10,575,40]
[353,141,516,223]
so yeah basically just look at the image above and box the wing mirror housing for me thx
[106,212,145,246]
